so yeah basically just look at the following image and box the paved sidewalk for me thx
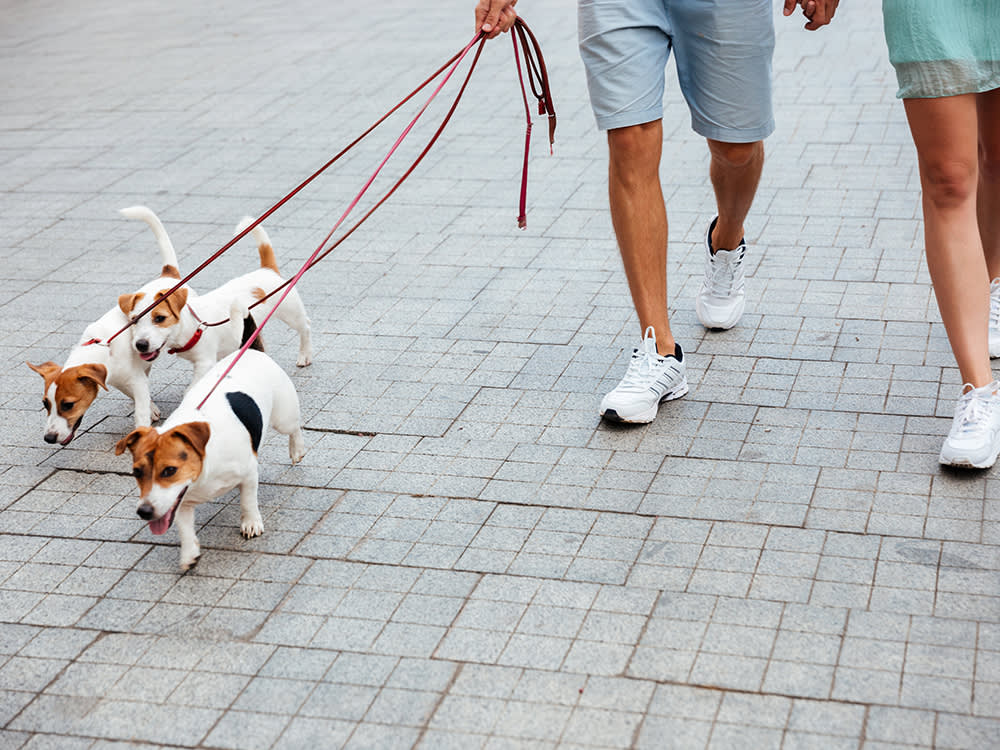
[1,1,998,748]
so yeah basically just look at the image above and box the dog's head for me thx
[120,287,188,362]
[116,422,211,535]
[27,361,108,445]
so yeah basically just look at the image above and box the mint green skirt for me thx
[882,0,1000,99]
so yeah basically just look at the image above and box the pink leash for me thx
[92,20,557,406]
[196,31,492,409]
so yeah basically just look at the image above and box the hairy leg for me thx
[904,93,991,386]
[708,139,765,251]
[607,121,673,354]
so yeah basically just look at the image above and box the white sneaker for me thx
[939,381,1000,468]
[989,278,1000,358]
[696,217,746,330]
[600,327,688,424]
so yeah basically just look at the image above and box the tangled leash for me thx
[104,18,555,369]
[151,18,556,410]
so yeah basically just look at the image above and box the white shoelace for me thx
[618,327,663,391]
[705,247,745,298]
[952,384,997,437]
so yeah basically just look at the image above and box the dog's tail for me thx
[235,216,279,274]
[229,299,265,352]
[120,206,180,279]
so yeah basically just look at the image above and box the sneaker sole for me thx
[601,378,689,424]
[696,296,745,330]
[939,450,1000,469]
[938,447,1000,469]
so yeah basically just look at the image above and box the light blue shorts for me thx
[578,0,775,142]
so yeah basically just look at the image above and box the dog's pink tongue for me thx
[148,514,170,536]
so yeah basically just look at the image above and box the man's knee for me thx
[608,122,662,183]
[708,139,763,169]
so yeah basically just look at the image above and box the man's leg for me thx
[708,139,765,252]
[599,118,689,424]
[607,120,674,356]
[694,138,764,330]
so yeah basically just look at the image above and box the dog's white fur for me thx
[27,206,189,445]
[116,349,306,570]
[130,217,312,385]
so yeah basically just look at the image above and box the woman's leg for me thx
[904,93,991,387]
[978,88,1000,279]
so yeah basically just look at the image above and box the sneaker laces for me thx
[951,383,998,438]
[705,245,745,298]
[618,327,663,391]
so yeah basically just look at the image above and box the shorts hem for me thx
[594,108,664,132]
[691,118,775,144]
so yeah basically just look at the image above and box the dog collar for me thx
[81,338,103,347]
[168,327,204,354]
[167,305,206,355]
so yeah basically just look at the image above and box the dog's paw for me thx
[180,550,201,572]
[289,432,306,464]
[296,353,312,367]
[150,401,161,422]
[241,515,264,539]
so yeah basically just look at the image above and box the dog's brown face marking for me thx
[145,287,188,328]
[27,361,108,442]
[118,288,188,327]
[117,422,210,500]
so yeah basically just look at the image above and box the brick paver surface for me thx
[2,1,998,748]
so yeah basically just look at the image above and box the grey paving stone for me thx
[1,2,996,747]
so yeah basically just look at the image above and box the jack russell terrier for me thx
[116,348,306,571]
[28,206,191,445]
[123,217,313,386]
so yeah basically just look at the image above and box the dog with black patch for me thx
[115,349,306,570]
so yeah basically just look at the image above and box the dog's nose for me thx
[43,432,58,444]
[136,503,155,520]
[135,339,149,353]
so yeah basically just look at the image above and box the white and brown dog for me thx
[28,206,190,445]
[125,217,312,386]
[116,349,306,570]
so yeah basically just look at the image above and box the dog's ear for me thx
[27,361,60,381]
[118,292,143,316]
[116,426,153,457]
[172,421,210,459]
[75,364,108,391]
[156,287,188,318]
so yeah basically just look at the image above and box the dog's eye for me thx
[42,398,51,413]
[160,466,177,478]
[132,467,144,479]
[60,400,74,412]
[153,315,166,324]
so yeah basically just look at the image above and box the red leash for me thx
[97,19,556,409]
[196,29,496,409]
[104,37,480,346]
